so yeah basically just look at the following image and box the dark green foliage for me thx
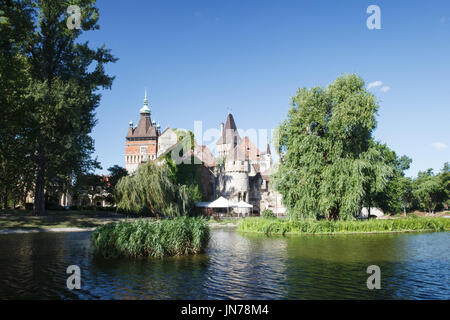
[238,217,450,236]
[0,0,116,215]
[91,217,210,258]
[104,165,128,204]
[0,0,35,209]
[261,209,275,219]
[163,129,204,200]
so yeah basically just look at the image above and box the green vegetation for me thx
[163,129,204,200]
[238,217,450,236]
[0,0,116,215]
[411,165,449,214]
[91,217,210,258]
[261,209,275,219]
[115,161,200,217]
[273,74,449,220]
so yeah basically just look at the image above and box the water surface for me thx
[0,229,448,299]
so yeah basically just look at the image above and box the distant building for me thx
[214,113,285,215]
[124,92,286,215]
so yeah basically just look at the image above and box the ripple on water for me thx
[0,229,448,299]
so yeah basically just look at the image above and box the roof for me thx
[236,201,253,208]
[216,113,240,145]
[126,114,158,139]
[227,136,261,161]
[194,144,216,167]
[208,197,238,208]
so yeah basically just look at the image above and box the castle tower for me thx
[216,113,241,159]
[217,159,250,203]
[125,89,159,174]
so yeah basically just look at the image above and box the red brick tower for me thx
[125,90,160,173]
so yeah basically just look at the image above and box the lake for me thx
[0,228,448,299]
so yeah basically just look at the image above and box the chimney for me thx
[220,122,224,134]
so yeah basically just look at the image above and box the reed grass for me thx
[237,217,450,236]
[91,217,210,258]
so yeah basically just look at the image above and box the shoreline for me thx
[238,228,450,236]
[0,227,96,234]
[0,222,238,234]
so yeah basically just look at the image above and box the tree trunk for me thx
[33,147,46,216]
[328,207,339,220]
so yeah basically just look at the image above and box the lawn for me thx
[0,210,129,230]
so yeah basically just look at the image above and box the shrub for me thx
[261,209,275,219]
[91,217,210,258]
[238,217,450,236]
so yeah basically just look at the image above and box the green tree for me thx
[438,162,450,210]
[0,0,35,209]
[5,0,117,215]
[412,169,446,214]
[105,165,128,204]
[368,145,413,214]
[115,161,199,217]
[273,74,395,220]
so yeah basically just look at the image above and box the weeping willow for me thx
[114,161,198,217]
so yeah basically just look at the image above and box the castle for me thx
[125,91,285,215]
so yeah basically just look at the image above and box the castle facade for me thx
[125,92,285,215]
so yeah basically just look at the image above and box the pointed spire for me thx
[140,88,150,114]
[144,88,148,105]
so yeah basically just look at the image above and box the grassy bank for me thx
[91,217,210,258]
[238,217,450,236]
[0,210,126,230]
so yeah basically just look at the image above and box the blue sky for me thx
[83,0,450,177]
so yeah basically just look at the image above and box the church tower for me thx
[125,89,160,174]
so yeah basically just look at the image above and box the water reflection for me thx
[0,230,448,299]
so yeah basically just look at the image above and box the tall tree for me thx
[105,165,128,204]
[273,74,395,220]
[5,0,116,215]
[0,1,35,209]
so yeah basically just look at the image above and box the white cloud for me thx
[380,86,390,93]
[431,142,448,150]
[367,81,383,90]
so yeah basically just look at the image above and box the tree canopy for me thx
[0,0,116,214]
[274,74,398,220]
[114,161,201,217]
